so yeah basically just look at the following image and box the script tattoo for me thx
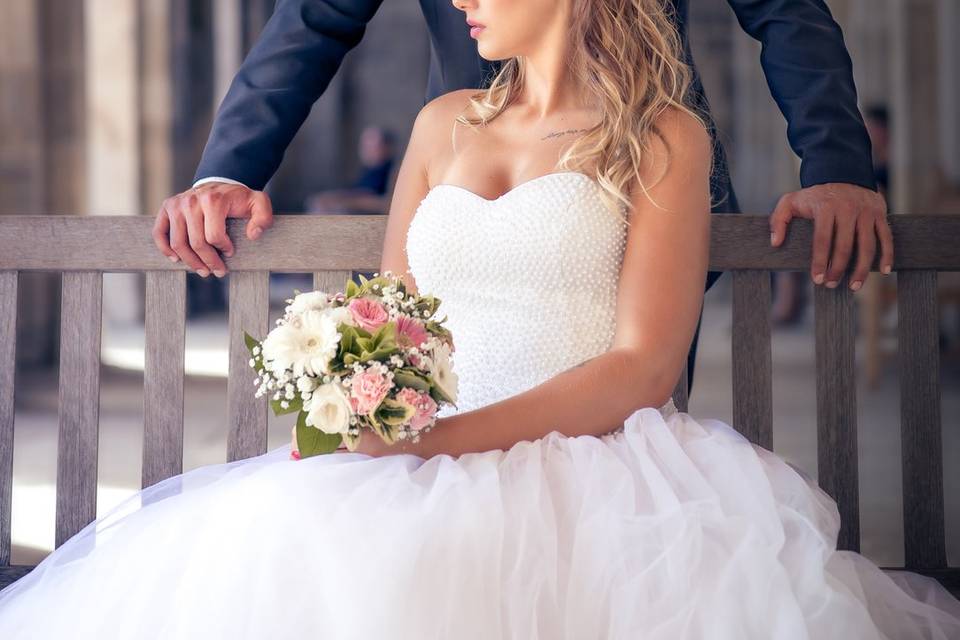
[541,128,591,140]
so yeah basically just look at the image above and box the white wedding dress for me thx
[2,171,959,639]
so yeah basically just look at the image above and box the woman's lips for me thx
[470,25,485,38]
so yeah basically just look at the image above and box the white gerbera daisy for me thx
[261,309,340,378]
[430,341,458,403]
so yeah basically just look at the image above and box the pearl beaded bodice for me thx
[405,171,676,422]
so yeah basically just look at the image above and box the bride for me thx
[3,0,960,637]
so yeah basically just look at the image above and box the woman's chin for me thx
[477,46,511,63]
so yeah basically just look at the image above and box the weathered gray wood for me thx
[55,271,103,548]
[813,274,860,553]
[227,271,270,462]
[0,215,386,272]
[0,271,18,567]
[313,270,355,300]
[672,362,689,414]
[1,214,957,272]
[706,214,960,270]
[0,565,35,589]
[731,270,773,449]
[142,270,187,489]
[898,270,946,570]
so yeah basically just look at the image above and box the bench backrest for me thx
[0,213,957,592]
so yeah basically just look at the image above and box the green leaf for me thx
[393,368,431,392]
[345,279,359,299]
[243,331,260,353]
[295,410,343,457]
[270,394,302,416]
[367,411,398,445]
[375,397,416,427]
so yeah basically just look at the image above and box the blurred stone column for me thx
[140,1,174,218]
[845,0,892,107]
[729,20,798,214]
[85,0,141,325]
[938,0,960,184]
[888,0,940,214]
[213,0,243,109]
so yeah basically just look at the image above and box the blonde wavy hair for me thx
[453,0,720,223]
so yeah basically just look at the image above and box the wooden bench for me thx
[0,213,957,597]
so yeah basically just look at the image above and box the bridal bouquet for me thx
[244,271,458,458]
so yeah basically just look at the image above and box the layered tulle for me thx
[1,403,958,639]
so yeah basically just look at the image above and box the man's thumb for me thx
[247,191,274,240]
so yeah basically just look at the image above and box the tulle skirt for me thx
[1,401,959,639]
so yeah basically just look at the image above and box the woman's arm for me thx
[366,107,714,460]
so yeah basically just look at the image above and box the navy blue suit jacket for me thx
[194,0,877,393]
[195,0,876,207]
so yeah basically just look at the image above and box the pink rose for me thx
[348,297,389,333]
[395,387,437,431]
[395,314,429,349]
[349,367,392,415]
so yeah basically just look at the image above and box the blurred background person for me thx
[305,125,397,215]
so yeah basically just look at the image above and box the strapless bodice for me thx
[404,171,676,422]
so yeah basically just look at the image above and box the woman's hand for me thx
[289,425,301,460]
[290,424,416,459]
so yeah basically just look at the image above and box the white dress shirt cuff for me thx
[193,176,250,189]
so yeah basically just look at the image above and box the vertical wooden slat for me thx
[731,270,774,449]
[672,363,689,414]
[143,271,186,488]
[55,271,103,548]
[0,271,18,567]
[813,274,860,552]
[313,270,355,299]
[898,270,946,569]
[227,271,270,462]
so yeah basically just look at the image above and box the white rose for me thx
[324,304,356,329]
[430,341,458,403]
[287,290,331,317]
[305,382,354,434]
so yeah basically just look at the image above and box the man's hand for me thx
[769,183,894,291]
[152,181,274,277]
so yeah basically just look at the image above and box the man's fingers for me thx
[203,198,236,263]
[184,207,227,276]
[152,205,178,262]
[247,191,274,241]
[769,193,795,247]
[824,214,856,286]
[168,209,207,273]
[849,220,877,291]
[810,207,835,286]
[876,216,895,275]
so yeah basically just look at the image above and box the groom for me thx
[153,0,893,397]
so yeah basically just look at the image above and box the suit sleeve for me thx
[193,0,386,191]
[726,0,877,192]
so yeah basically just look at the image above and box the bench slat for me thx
[731,270,774,449]
[0,271,18,566]
[898,270,946,569]
[143,271,187,488]
[813,275,860,552]
[672,363,689,413]
[2,214,956,271]
[313,271,354,301]
[227,271,270,462]
[55,271,103,548]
